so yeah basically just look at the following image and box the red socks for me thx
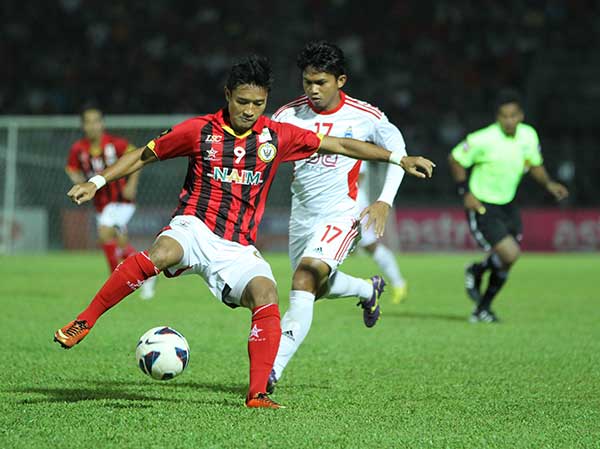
[77,251,160,327]
[247,303,281,398]
[101,241,120,271]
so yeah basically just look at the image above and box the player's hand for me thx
[464,192,486,215]
[400,156,435,179]
[67,182,97,205]
[546,181,569,201]
[359,201,391,238]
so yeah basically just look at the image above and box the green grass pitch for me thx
[0,252,598,448]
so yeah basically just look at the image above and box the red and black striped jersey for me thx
[147,108,322,245]
[66,133,135,212]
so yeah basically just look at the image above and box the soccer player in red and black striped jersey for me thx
[54,55,433,408]
[66,107,157,299]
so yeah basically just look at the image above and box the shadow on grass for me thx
[68,379,248,395]
[383,310,467,323]
[9,385,241,408]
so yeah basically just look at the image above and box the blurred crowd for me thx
[2,0,599,204]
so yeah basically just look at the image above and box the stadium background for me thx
[1,0,599,253]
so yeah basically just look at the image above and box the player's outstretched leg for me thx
[328,271,385,327]
[54,250,161,349]
[358,275,385,327]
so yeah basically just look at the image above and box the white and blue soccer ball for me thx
[136,326,190,380]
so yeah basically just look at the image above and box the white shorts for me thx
[158,215,275,307]
[289,213,361,272]
[96,202,136,232]
[356,195,378,247]
[359,217,378,247]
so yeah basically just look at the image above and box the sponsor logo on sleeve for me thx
[258,127,272,143]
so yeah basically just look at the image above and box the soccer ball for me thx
[136,326,190,380]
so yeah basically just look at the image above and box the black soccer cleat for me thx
[464,263,483,303]
[469,308,499,323]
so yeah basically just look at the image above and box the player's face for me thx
[497,102,524,136]
[302,67,347,112]
[82,109,104,141]
[225,84,268,134]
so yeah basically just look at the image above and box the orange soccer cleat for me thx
[245,393,285,409]
[54,320,90,349]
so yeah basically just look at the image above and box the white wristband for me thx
[88,175,107,189]
[389,151,404,166]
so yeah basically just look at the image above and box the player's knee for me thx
[499,245,520,267]
[292,258,329,293]
[147,238,183,270]
[97,225,115,243]
[504,248,520,267]
[242,276,278,308]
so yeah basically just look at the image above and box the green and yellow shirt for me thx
[451,123,543,205]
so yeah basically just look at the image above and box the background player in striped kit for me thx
[449,89,568,322]
[54,55,433,408]
[269,41,433,391]
[66,107,157,299]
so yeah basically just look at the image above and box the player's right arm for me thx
[448,136,486,214]
[67,146,157,205]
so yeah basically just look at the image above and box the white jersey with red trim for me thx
[272,92,406,217]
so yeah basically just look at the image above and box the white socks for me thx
[272,290,316,380]
[327,271,373,300]
[373,244,405,287]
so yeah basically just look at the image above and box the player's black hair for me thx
[494,88,523,112]
[226,55,273,92]
[297,41,347,78]
[80,103,102,119]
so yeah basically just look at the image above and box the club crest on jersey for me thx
[258,142,277,163]
[344,126,353,138]
[212,167,263,185]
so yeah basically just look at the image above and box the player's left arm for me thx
[319,136,435,178]
[122,144,141,201]
[525,132,568,201]
[359,117,410,237]
[528,164,569,201]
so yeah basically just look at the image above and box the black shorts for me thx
[465,201,522,250]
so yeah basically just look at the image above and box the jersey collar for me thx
[215,108,267,138]
[308,91,346,115]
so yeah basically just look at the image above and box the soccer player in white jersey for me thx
[269,41,434,391]
[357,162,407,303]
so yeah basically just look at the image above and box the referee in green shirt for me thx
[449,89,568,323]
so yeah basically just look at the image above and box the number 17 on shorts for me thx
[303,216,361,269]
